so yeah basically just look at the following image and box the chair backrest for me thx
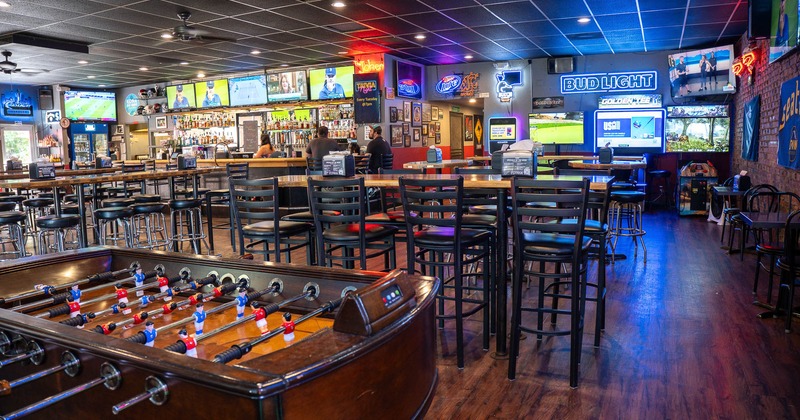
[140,159,156,171]
[307,157,323,172]
[122,163,145,173]
[748,191,800,215]
[399,176,464,230]
[511,177,591,264]
[381,154,394,170]
[784,209,800,271]
[226,162,249,179]
[354,153,371,174]
[307,177,366,227]
[229,177,280,240]
[555,168,614,224]
[722,177,735,187]
[743,184,780,211]
[453,167,502,213]
[377,168,424,212]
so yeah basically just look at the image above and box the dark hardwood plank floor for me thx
[206,209,800,419]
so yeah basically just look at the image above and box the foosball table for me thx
[0,247,439,419]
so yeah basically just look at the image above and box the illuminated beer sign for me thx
[436,72,480,97]
[561,71,657,94]
[398,79,420,97]
[436,75,462,94]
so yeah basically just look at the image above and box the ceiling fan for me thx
[170,11,237,43]
[0,51,46,75]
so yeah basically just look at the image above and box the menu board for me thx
[354,73,380,124]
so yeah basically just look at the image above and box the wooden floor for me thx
[206,210,800,419]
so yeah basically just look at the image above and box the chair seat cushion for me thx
[611,191,646,203]
[64,194,93,203]
[366,210,414,224]
[0,211,26,224]
[133,194,162,203]
[0,202,17,212]
[756,244,783,254]
[462,213,497,227]
[242,220,311,237]
[413,226,490,248]
[323,223,397,241]
[169,199,202,210]
[521,232,592,255]
[103,198,136,208]
[2,195,25,204]
[777,256,800,274]
[94,207,134,220]
[525,201,557,209]
[559,218,608,234]
[61,205,81,215]
[132,203,167,214]
[281,210,341,222]
[36,215,81,229]
[23,198,54,208]
[206,189,229,197]
[175,188,211,197]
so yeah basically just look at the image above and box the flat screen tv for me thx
[665,105,730,152]
[396,60,423,100]
[194,79,230,108]
[64,91,117,122]
[308,66,354,100]
[595,109,665,156]
[667,45,735,98]
[770,0,799,62]
[266,70,308,102]
[228,74,268,106]
[528,112,584,145]
[166,84,196,110]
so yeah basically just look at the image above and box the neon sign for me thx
[496,70,522,102]
[560,71,657,94]
[733,51,757,77]
[354,54,384,74]
[598,94,662,109]
[436,72,481,97]
[397,79,420,97]
[436,75,462,94]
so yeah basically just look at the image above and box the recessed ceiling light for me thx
[87,75,95,79]
[139,67,149,71]
[99,84,106,87]
[77,60,88,64]
[464,55,473,60]
[180,61,189,65]
[160,33,173,39]
[280,64,289,67]
[337,51,348,55]
[197,72,205,78]
[469,98,477,103]
[577,17,591,23]
[0,2,10,7]
[414,34,426,40]
[251,50,260,55]
[331,1,345,7]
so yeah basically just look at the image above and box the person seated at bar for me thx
[254,133,276,158]
[306,126,339,158]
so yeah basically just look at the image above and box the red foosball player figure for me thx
[143,321,157,347]
[282,312,295,343]
[116,287,131,315]
[251,303,269,335]
[178,329,197,358]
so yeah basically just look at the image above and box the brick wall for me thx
[732,36,800,194]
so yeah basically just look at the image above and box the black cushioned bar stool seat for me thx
[132,203,167,214]
[23,198,54,209]
[169,199,203,210]
[611,190,646,203]
[64,194,94,203]
[36,214,80,229]
[2,195,26,211]
[0,202,17,212]
[132,194,162,203]
[0,210,27,259]
[0,211,26,224]
[95,207,134,220]
[102,198,135,208]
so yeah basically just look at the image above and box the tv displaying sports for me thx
[267,70,308,102]
[770,0,799,62]
[595,109,665,155]
[666,105,730,153]
[308,66,354,100]
[396,61,423,100]
[667,45,735,98]
[229,74,268,106]
[528,112,584,145]
[64,91,117,122]
[166,84,196,110]
[194,79,230,108]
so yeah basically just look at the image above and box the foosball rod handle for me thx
[0,352,80,396]
[111,376,168,415]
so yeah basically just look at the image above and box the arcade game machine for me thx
[677,161,718,216]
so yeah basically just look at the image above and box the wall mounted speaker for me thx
[38,88,54,110]
[749,0,772,40]
[547,57,574,74]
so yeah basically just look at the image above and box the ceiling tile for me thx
[274,4,351,26]
[532,0,591,19]
[552,18,601,35]
[434,28,489,43]
[443,7,504,27]
[585,0,639,15]
[472,24,522,40]
[404,12,465,31]
[641,10,686,28]
[595,13,641,32]
[514,21,563,37]
[486,1,546,23]
[637,0,688,12]
[686,5,736,25]
[644,26,684,41]
[683,23,726,38]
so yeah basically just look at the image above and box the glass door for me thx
[73,134,91,164]
[0,124,35,164]
[94,133,109,157]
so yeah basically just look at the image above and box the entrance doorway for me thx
[449,112,464,159]
[0,124,35,164]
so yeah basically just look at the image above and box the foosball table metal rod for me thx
[0,351,80,396]
[0,341,44,368]
[111,376,168,415]
[0,363,121,420]
[58,303,127,327]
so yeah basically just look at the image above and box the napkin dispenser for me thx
[598,145,614,164]
[426,146,443,163]
[29,162,56,179]
[500,151,537,177]
[177,154,197,170]
[322,153,355,177]
[95,156,113,168]
[5,160,22,171]
[733,173,751,192]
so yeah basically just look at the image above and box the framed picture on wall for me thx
[390,125,403,147]
[464,115,474,142]
[412,127,421,144]
[155,116,167,129]
[422,103,432,122]
[113,125,124,135]
[403,101,411,122]
[422,124,428,136]
[389,106,398,123]
[402,123,410,134]
[429,123,436,137]
[435,121,441,132]
[432,106,439,121]
[412,103,422,127]
[435,132,441,144]
[404,135,411,147]
[422,136,427,146]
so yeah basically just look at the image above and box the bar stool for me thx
[36,214,81,254]
[94,198,135,247]
[3,195,26,211]
[64,192,96,240]
[205,162,249,253]
[647,169,671,209]
[610,190,647,262]
[22,197,53,253]
[0,206,27,259]
[130,202,169,250]
[169,198,208,254]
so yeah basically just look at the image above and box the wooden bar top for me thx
[0,167,223,189]
[0,167,119,181]
[275,173,612,190]
[568,159,647,170]
[120,158,308,168]
[403,159,473,169]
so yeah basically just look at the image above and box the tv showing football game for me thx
[194,79,230,108]
[229,74,268,106]
[667,45,735,98]
[309,66,354,100]
[528,112,584,145]
[666,105,730,152]
[267,70,308,102]
[769,0,799,63]
[166,84,196,110]
[595,109,665,155]
[64,91,117,122]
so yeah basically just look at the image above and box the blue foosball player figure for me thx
[144,321,157,347]
[193,302,206,335]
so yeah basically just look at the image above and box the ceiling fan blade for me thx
[193,34,238,44]
[19,68,46,74]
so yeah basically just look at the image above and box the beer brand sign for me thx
[561,71,657,94]
[435,72,480,97]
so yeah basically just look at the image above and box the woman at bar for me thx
[254,133,276,158]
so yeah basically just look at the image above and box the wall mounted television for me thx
[228,74,268,106]
[528,112,584,145]
[594,109,665,156]
[194,79,230,108]
[267,70,308,102]
[308,66,354,100]
[166,84,196,110]
[64,91,117,122]
[665,105,730,153]
[396,60,423,100]
[667,45,735,98]
[769,0,799,63]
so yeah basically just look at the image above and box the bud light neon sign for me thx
[397,79,420,97]
[436,75,462,95]
[560,71,657,94]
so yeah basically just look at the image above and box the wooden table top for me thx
[568,159,647,170]
[0,167,120,181]
[275,173,613,190]
[403,159,473,169]
[0,167,223,189]
[540,155,645,163]
[740,212,800,229]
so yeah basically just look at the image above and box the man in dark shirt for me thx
[306,126,339,159]
[366,126,391,173]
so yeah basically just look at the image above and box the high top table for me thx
[275,173,613,358]
[403,159,473,174]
